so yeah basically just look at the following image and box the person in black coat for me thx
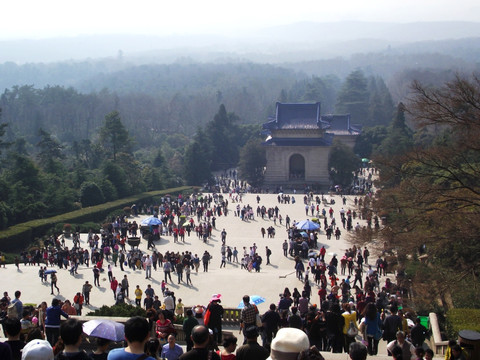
[261,304,281,350]
[206,297,224,345]
[325,303,344,353]
[382,305,402,343]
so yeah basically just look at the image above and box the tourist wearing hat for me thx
[267,327,310,360]
[21,339,54,360]
[206,294,224,345]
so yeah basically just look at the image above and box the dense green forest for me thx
[0,64,395,144]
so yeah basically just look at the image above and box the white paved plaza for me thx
[2,192,372,313]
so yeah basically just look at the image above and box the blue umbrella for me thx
[237,295,266,309]
[83,319,124,341]
[300,231,308,237]
[141,217,162,226]
[44,269,57,275]
[295,219,320,231]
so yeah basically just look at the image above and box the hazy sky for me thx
[3,0,480,40]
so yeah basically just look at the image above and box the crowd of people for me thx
[0,287,467,360]
[0,304,372,360]
[0,168,469,359]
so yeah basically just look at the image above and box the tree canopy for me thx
[328,139,360,188]
[238,138,266,187]
[99,111,131,161]
[357,74,480,308]
[336,69,369,124]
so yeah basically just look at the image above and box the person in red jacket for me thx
[111,277,119,300]
[73,292,84,315]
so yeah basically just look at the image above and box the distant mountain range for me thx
[256,21,480,43]
[1,21,480,64]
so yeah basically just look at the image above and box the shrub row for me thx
[446,308,480,338]
[0,226,33,252]
[0,186,193,252]
[86,303,147,317]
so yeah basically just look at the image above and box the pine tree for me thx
[99,111,131,161]
[336,69,369,124]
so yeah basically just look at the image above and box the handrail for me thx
[429,312,448,355]
[69,315,234,345]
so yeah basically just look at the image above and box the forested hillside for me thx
[0,38,475,231]
[351,74,480,308]
[0,63,299,144]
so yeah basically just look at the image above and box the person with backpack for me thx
[342,303,359,354]
[359,302,383,355]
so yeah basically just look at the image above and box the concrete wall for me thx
[264,146,331,185]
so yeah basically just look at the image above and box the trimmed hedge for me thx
[86,303,147,317]
[0,186,193,252]
[446,308,480,338]
[0,225,33,252]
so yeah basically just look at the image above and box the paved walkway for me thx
[3,193,370,310]
[2,191,398,357]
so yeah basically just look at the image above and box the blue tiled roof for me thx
[321,114,362,135]
[262,103,361,137]
[263,102,327,130]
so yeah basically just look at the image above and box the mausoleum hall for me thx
[262,102,361,188]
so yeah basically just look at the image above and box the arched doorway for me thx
[289,154,305,180]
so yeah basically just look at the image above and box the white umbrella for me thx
[83,319,124,341]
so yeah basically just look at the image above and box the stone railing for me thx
[181,307,242,325]
[429,312,448,355]
[220,308,242,325]
[70,314,236,346]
